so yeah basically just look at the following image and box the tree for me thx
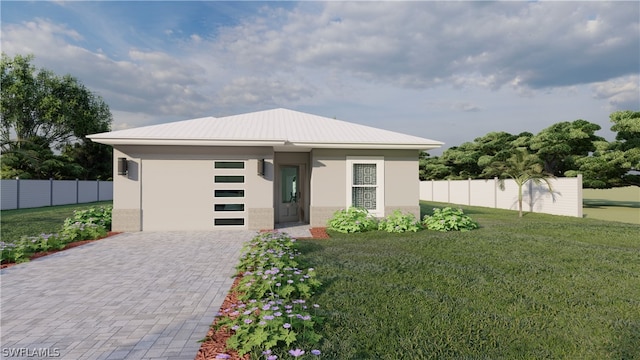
[487,148,555,217]
[566,111,640,188]
[1,53,112,179]
[529,120,604,176]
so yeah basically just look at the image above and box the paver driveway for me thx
[1,231,253,360]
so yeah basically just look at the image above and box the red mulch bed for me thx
[195,276,250,360]
[196,227,329,360]
[0,231,121,269]
[306,227,330,239]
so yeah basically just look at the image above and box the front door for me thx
[279,165,300,223]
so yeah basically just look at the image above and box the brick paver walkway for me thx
[0,231,252,360]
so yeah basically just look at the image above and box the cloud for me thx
[2,1,637,139]
[215,76,317,109]
[210,2,639,92]
[591,75,640,110]
[2,18,212,118]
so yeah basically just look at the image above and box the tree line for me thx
[1,54,113,180]
[420,111,640,188]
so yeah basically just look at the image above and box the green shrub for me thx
[1,205,112,264]
[327,207,378,233]
[378,210,422,233]
[60,222,107,243]
[65,206,112,230]
[423,207,479,232]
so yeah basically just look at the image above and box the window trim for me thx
[346,156,384,217]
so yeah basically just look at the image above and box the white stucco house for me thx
[88,108,443,231]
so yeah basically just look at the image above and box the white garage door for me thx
[141,159,247,231]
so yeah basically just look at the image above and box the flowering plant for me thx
[1,206,112,264]
[422,207,479,232]
[327,207,378,233]
[209,231,323,357]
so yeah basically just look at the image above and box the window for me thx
[215,204,244,211]
[346,157,384,217]
[215,190,244,198]
[213,160,247,228]
[214,218,245,226]
[215,175,244,183]
[214,161,245,169]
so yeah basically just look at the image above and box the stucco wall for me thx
[309,149,420,226]
[111,145,274,231]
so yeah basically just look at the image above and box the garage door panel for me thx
[142,160,214,231]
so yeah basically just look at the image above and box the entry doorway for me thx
[279,165,299,223]
[276,162,309,224]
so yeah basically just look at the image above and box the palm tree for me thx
[489,148,555,217]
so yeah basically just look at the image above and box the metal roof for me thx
[88,108,444,150]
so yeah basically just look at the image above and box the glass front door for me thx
[279,166,299,223]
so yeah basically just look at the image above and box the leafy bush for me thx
[65,206,112,230]
[423,207,479,232]
[210,231,323,358]
[1,205,112,264]
[60,222,108,243]
[378,210,422,233]
[327,207,378,233]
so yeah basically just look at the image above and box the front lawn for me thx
[296,202,640,359]
[0,201,112,241]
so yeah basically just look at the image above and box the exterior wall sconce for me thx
[258,159,265,176]
[117,157,128,176]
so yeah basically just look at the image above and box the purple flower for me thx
[283,323,291,329]
[289,349,305,357]
[262,349,272,355]
[244,319,253,324]
[267,355,278,360]
[231,325,239,331]
[311,349,321,356]
[273,312,282,317]
[263,315,275,320]
[215,354,231,359]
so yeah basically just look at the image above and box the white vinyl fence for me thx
[1,179,113,210]
[420,175,583,218]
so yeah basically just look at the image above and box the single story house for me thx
[88,108,443,231]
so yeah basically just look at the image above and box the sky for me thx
[2,1,639,155]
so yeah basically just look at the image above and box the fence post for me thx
[494,177,498,208]
[577,174,583,218]
[15,177,20,209]
[468,178,471,205]
[97,180,100,201]
[431,179,434,201]
[50,178,53,206]
[76,179,79,204]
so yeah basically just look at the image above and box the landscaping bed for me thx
[197,230,328,360]
[0,231,121,269]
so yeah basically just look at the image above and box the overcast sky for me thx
[2,1,639,154]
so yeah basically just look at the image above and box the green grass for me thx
[0,201,112,242]
[297,202,640,359]
[583,186,639,224]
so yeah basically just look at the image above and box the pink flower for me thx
[288,349,305,357]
